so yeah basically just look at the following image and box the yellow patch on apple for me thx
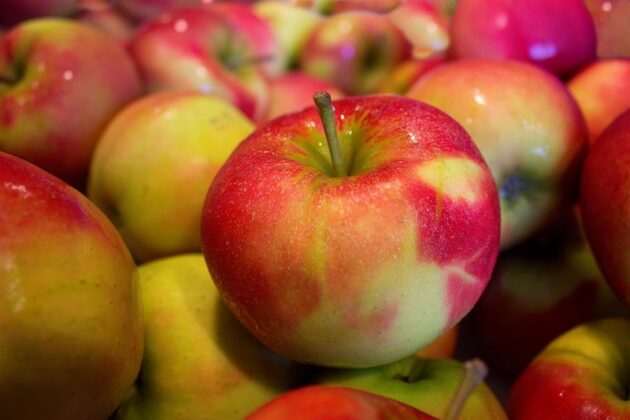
[415,157,486,203]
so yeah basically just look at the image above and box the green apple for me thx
[0,152,143,420]
[316,356,507,419]
[88,91,255,262]
[253,1,322,70]
[115,254,303,420]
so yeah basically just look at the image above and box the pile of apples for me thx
[2,0,630,419]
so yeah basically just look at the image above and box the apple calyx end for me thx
[443,358,488,420]
[313,91,346,177]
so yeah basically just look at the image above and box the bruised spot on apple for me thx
[201,94,500,368]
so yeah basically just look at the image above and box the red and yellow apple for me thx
[0,151,143,420]
[88,91,255,262]
[568,59,630,143]
[408,59,587,249]
[201,94,500,368]
[0,18,141,187]
[585,0,630,59]
[580,109,630,306]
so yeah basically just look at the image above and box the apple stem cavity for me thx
[443,358,488,420]
[313,91,346,177]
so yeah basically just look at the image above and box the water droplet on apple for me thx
[63,70,74,81]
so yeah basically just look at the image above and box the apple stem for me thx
[313,91,346,177]
[443,358,488,420]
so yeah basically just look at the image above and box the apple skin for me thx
[0,18,142,188]
[299,11,411,95]
[201,94,500,368]
[247,385,437,420]
[449,0,597,77]
[416,324,458,359]
[115,254,302,420]
[87,91,255,262]
[77,2,138,41]
[508,318,630,419]
[585,0,630,59]
[376,57,444,94]
[265,72,344,122]
[0,0,78,26]
[115,0,205,22]
[580,109,630,307]
[471,209,629,377]
[0,152,143,420]
[128,6,272,123]
[568,59,630,143]
[316,356,507,420]
[253,0,323,71]
[407,59,587,249]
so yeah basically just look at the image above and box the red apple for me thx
[115,0,207,22]
[299,11,411,94]
[76,1,137,41]
[265,72,344,122]
[376,57,444,94]
[568,59,630,143]
[246,386,437,419]
[508,318,630,419]
[585,0,630,59]
[449,0,597,77]
[201,93,500,368]
[0,18,142,187]
[0,151,143,420]
[471,209,628,377]
[407,59,587,249]
[580,109,630,306]
[128,5,275,122]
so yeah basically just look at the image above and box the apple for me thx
[293,0,401,14]
[449,0,597,77]
[316,356,507,419]
[580,109,630,307]
[0,18,142,188]
[87,91,255,262]
[416,324,458,359]
[76,1,137,41]
[253,0,323,71]
[568,59,630,143]
[585,0,630,59]
[0,151,143,420]
[407,59,587,249]
[201,93,500,368]
[115,0,206,22]
[508,318,630,418]
[246,385,437,419]
[128,5,273,122]
[376,57,444,94]
[265,72,344,122]
[388,0,450,60]
[299,11,411,95]
[114,253,302,420]
[471,209,629,378]
[0,0,78,26]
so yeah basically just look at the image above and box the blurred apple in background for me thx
[585,0,630,59]
[416,325,459,359]
[88,91,255,262]
[253,0,323,71]
[408,59,587,249]
[247,386,437,420]
[449,0,597,77]
[0,18,141,188]
[115,254,302,420]
[376,57,443,94]
[265,72,343,122]
[316,356,507,419]
[201,94,500,368]
[76,0,137,41]
[581,109,630,307]
[128,5,276,122]
[293,0,401,14]
[388,0,449,59]
[0,0,78,26]
[300,11,410,94]
[115,0,208,22]
[471,209,628,378]
[568,59,630,143]
[0,152,143,420]
[508,318,630,419]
